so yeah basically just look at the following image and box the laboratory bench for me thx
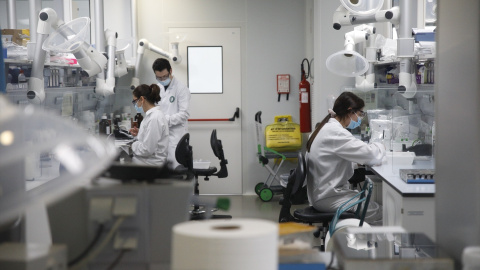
[368,158,436,241]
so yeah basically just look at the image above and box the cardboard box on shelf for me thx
[1,29,30,46]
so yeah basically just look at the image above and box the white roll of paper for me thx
[171,218,278,270]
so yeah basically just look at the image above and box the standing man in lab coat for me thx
[153,58,191,170]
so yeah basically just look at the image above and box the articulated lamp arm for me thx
[27,8,108,104]
[94,29,117,97]
[333,5,400,30]
[130,38,181,90]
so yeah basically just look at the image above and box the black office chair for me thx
[279,152,363,251]
[175,130,230,220]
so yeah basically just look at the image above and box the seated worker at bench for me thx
[128,84,169,168]
[306,91,386,224]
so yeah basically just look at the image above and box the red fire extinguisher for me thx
[299,58,311,133]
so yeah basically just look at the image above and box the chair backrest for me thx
[175,133,193,171]
[210,129,228,178]
[329,177,374,236]
[284,152,306,205]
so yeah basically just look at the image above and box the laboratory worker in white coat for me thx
[129,84,169,167]
[153,58,191,170]
[306,91,386,223]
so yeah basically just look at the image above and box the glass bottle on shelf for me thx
[134,113,144,128]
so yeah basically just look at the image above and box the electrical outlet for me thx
[89,197,113,223]
[113,197,137,217]
[114,230,139,250]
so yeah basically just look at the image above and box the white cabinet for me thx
[382,180,436,241]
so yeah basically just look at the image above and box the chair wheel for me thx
[259,188,273,202]
[255,182,265,195]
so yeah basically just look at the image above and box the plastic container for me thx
[193,160,211,169]
[265,115,302,151]
[462,246,480,270]
[385,152,415,166]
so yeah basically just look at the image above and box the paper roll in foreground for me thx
[171,218,278,270]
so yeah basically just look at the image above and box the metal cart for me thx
[254,111,299,202]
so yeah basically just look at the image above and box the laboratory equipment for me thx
[400,169,435,184]
[130,32,186,89]
[330,0,418,100]
[0,95,117,226]
[325,28,370,77]
[0,95,117,267]
[332,230,454,270]
[332,0,399,30]
[27,8,108,104]
[82,178,194,270]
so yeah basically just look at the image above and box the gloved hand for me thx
[129,127,139,137]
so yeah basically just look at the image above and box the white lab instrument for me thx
[27,8,108,104]
[332,0,399,30]
[0,95,117,240]
[330,0,418,100]
[396,0,418,100]
[130,32,186,89]
[326,27,370,77]
[354,25,376,91]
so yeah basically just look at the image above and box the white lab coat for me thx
[131,106,169,167]
[157,77,191,169]
[306,118,385,215]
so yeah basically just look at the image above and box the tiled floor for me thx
[201,194,296,222]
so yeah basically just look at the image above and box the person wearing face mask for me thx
[129,84,169,167]
[152,58,191,170]
[305,91,386,223]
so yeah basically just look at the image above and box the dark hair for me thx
[306,91,365,152]
[133,84,161,104]
[152,58,172,73]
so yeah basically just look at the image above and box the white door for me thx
[168,27,242,195]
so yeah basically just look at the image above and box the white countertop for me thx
[369,158,435,197]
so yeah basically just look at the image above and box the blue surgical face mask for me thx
[157,77,171,87]
[134,102,144,114]
[347,113,362,130]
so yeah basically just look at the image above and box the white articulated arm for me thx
[398,0,417,100]
[73,43,107,77]
[333,5,400,30]
[344,30,369,52]
[355,65,375,91]
[94,29,117,97]
[130,38,181,90]
[354,25,376,92]
[145,39,174,60]
[27,8,59,104]
[51,17,107,77]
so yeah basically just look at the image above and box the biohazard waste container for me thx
[265,115,302,152]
